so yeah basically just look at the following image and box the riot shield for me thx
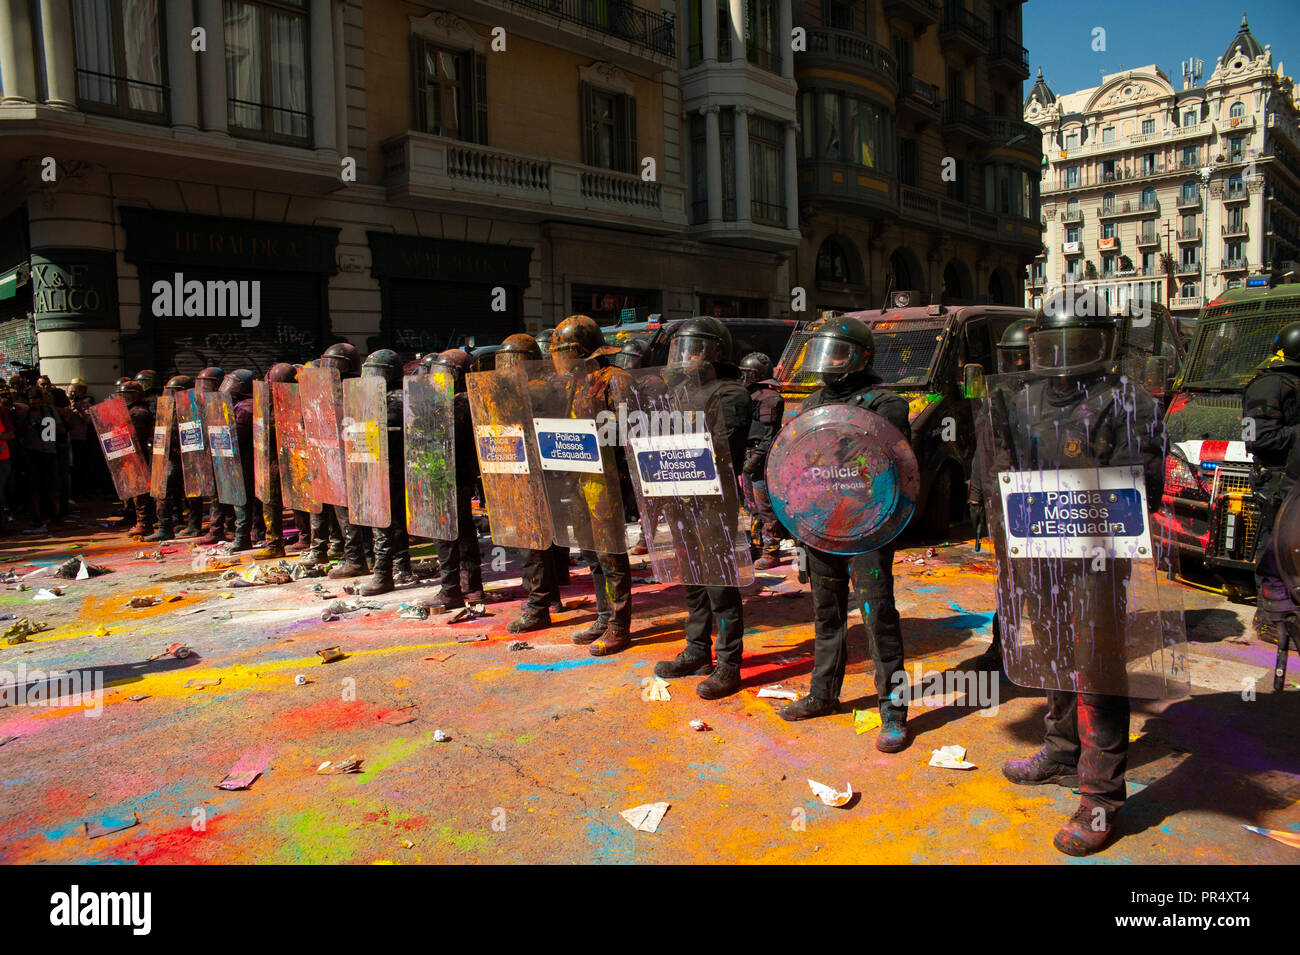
[175,389,216,499]
[270,382,321,514]
[341,376,390,528]
[403,370,457,539]
[619,367,753,586]
[298,366,348,506]
[975,371,1188,699]
[522,359,627,555]
[766,403,919,555]
[1276,482,1300,603]
[252,381,275,502]
[200,391,246,506]
[89,396,150,499]
[149,393,175,498]
[465,366,554,550]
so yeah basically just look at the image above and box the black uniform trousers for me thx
[683,584,744,668]
[806,544,906,718]
[1043,691,1130,814]
[522,547,560,611]
[436,484,483,598]
[309,504,366,565]
[579,549,632,628]
[372,471,410,577]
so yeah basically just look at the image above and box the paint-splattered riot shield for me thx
[522,359,627,556]
[1276,482,1300,604]
[766,403,919,555]
[466,366,553,550]
[175,389,216,499]
[341,376,390,528]
[90,396,150,499]
[619,367,754,586]
[298,366,348,507]
[403,370,457,540]
[976,371,1188,699]
[201,391,246,506]
[271,382,320,514]
[149,393,175,498]
[252,381,275,502]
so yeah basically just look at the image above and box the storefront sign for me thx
[121,208,339,273]
[30,249,118,331]
[368,233,531,285]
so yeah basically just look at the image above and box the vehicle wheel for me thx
[920,465,955,539]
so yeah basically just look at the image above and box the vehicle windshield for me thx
[866,320,947,386]
[1183,317,1292,388]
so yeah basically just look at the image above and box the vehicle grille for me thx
[1206,466,1260,563]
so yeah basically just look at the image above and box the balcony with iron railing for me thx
[1177,192,1201,210]
[1224,184,1249,202]
[1061,207,1083,224]
[1176,259,1201,275]
[1098,235,1120,252]
[939,2,989,56]
[381,131,685,232]
[800,28,896,94]
[1221,221,1249,238]
[1170,294,1202,309]
[989,35,1029,79]
[1177,227,1201,242]
[1136,231,1159,247]
[493,0,676,58]
[897,73,941,123]
[941,97,987,138]
[1221,257,1249,271]
[882,0,939,27]
[1098,199,1157,219]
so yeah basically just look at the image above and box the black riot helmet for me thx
[536,328,555,353]
[1032,287,1117,378]
[321,342,362,378]
[496,333,542,372]
[995,320,1037,374]
[195,366,225,394]
[613,338,652,371]
[117,380,145,404]
[738,351,774,387]
[114,376,132,389]
[134,369,159,394]
[362,348,403,388]
[1275,321,1300,363]
[550,314,606,367]
[266,362,297,384]
[218,369,255,399]
[164,374,194,395]
[430,349,473,391]
[667,317,733,369]
[798,316,875,382]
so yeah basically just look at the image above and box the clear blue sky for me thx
[1022,1,1300,100]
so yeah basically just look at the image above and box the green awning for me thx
[0,269,16,302]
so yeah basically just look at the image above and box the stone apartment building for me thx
[1025,15,1300,321]
[0,0,804,388]
[790,0,1042,313]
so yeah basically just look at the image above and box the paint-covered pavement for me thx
[1,519,1297,865]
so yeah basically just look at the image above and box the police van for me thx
[1160,278,1300,592]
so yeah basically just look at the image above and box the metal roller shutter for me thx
[379,279,521,360]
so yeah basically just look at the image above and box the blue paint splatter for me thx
[944,602,995,633]
[516,658,615,672]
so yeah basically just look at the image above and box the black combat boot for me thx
[571,614,611,646]
[697,664,742,700]
[507,607,551,633]
[1002,749,1080,787]
[654,651,713,679]
[779,694,839,722]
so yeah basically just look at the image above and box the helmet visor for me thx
[496,351,525,372]
[665,336,714,368]
[797,336,864,379]
[1029,328,1114,375]
[996,346,1030,374]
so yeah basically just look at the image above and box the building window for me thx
[749,114,786,226]
[1141,118,1155,135]
[1102,126,1115,143]
[898,137,918,186]
[1181,180,1198,203]
[1066,225,1080,243]
[72,0,168,120]
[1141,187,1156,209]
[1142,250,1156,272]
[824,0,854,30]
[1224,240,1244,263]
[1180,246,1199,268]
[1229,101,1245,118]
[745,0,778,72]
[580,83,637,173]
[1182,108,1198,127]
[1102,191,1115,213]
[1228,136,1244,161]
[845,96,883,168]
[1066,197,1078,218]
[721,108,736,219]
[1064,165,1079,188]
[1227,172,1244,197]
[798,91,814,158]
[413,39,486,143]
[1101,221,1115,239]
[690,113,708,224]
[1140,152,1156,175]
[1064,130,1079,150]
[816,237,854,285]
[224,0,311,144]
[1182,145,1198,168]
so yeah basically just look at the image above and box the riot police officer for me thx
[301,343,371,578]
[135,369,159,416]
[967,319,1036,670]
[612,338,652,371]
[495,333,567,632]
[1244,321,1300,644]
[778,317,913,754]
[738,351,785,569]
[221,369,262,552]
[550,314,635,655]
[144,374,193,542]
[652,318,753,698]
[428,348,485,610]
[998,289,1165,856]
[358,349,415,596]
[195,366,229,544]
[119,379,157,537]
[253,363,298,559]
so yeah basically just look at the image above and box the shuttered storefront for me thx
[368,233,532,360]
